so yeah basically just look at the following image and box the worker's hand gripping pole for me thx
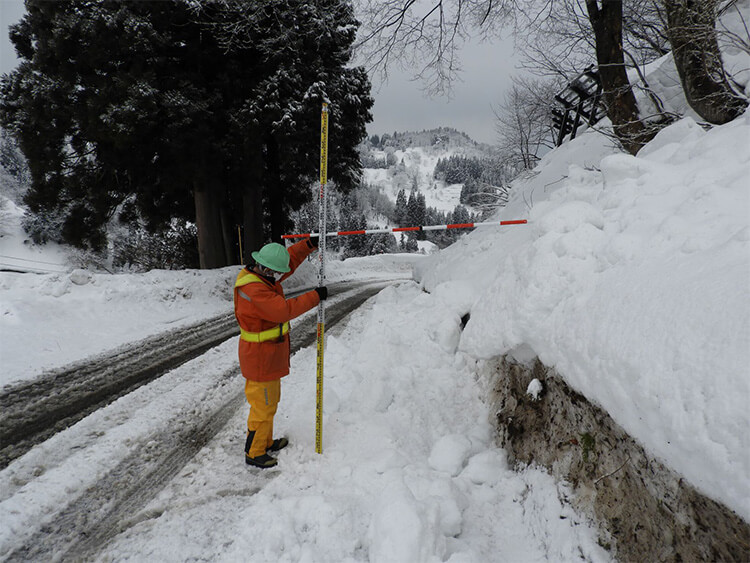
[315,102,329,454]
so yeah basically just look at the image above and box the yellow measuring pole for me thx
[315,102,329,454]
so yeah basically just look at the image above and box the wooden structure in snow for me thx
[552,66,605,146]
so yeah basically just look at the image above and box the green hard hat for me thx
[251,242,291,273]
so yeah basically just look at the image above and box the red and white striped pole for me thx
[282,219,527,240]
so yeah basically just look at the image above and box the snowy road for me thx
[0,312,238,468]
[0,280,382,468]
[0,280,392,561]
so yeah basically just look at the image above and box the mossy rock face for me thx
[580,432,595,463]
[487,356,750,563]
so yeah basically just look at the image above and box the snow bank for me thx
[92,282,607,562]
[0,266,236,385]
[0,196,70,274]
[418,112,750,520]
[0,243,420,388]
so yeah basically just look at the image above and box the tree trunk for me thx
[265,134,285,244]
[219,204,235,265]
[665,0,747,124]
[193,180,228,269]
[242,140,265,264]
[586,0,654,155]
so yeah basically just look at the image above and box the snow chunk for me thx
[368,476,442,562]
[461,450,508,486]
[638,116,704,160]
[507,344,538,367]
[428,434,473,476]
[69,269,93,286]
[526,378,543,400]
[533,200,605,235]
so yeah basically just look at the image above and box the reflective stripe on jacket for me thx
[233,239,319,382]
[240,322,289,343]
[235,272,289,343]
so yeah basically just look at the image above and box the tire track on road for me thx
[0,279,383,468]
[0,313,239,468]
[3,283,389,562]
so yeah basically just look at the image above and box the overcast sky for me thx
[1,0,518,145]
[366,35,518,145]
[0,0,24,77]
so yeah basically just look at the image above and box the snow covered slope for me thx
[362,129,493,214]
[417,111,750,521]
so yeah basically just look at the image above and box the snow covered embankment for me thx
[489,356,750,562]
[417,112,750,545]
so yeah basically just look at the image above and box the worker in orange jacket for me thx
[234,238,327,468]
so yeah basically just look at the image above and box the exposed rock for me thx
[485,356,750,562]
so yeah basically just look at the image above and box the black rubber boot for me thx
[246,453,278,468]
[267,437,289,452]
[244,431,255,455]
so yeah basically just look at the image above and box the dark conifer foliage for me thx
[193,0,373,253]
[394,189,408,226]
[0,0,372,267]
[434,155,484,184]
[2,1,207,251]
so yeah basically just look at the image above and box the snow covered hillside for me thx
[361,128,495,214]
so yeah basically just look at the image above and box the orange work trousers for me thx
[244,378,281,457]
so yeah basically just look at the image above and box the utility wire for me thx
[0,254,66,266]
[0,261,67,273]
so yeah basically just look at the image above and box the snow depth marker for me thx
[282,219,527,240]
[315,102,329,455]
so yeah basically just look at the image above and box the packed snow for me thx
[2,105,747,559]
[2,10,750,556]
[0,240,608,560]
[418,111,750,522]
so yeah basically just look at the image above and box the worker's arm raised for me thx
[249,289,320,324]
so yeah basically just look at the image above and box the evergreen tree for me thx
[368,232,397,254]
[338,193,367,258]
[406,189,426,240]
[452,204,471,224]
[434,155,486,184]
[416,192,427,240]
[0,128,28,187]
[207,0,373,248]
[1,0,372,267]
[1,1,241,259]
[394,188,408,226]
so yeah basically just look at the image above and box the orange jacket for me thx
[234,239,320,382]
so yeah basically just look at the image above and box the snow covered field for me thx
[0,238,609,561]
[1,107,747,559]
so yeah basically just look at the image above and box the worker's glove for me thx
[315,286,328,300]
[308,236,320,249]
